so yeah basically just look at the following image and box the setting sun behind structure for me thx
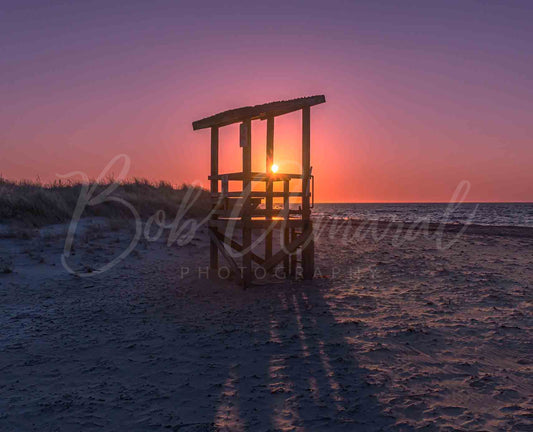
[192,95,326,286]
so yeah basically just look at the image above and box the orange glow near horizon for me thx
[1,2,532,203]
[2,108,532,203]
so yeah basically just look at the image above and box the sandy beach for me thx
[2,0,533,430]
[0,219,531,431]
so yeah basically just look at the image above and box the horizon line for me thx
[315,201,533,204]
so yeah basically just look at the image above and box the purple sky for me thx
[1,0,532,202]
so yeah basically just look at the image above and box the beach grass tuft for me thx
[0,176,211,227]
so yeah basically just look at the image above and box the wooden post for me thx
[209,126,219,274]
[242,120,252,285]
[301,107,314,279]
[303,220,314,279]
[290,227,297,277]
[283,179,290,277]
[265,117,274,266]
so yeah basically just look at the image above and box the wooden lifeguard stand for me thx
[192,95,326,285]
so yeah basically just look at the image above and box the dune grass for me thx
[0,177,211,227]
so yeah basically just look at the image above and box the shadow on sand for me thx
[201,281,397,431]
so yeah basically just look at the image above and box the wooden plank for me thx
[211,203,301,217]
[290,228,297,277]
[283,180,290,275]
[209,219,304,229]
[242,208,302,217]
[239,122,249,148]
[192,95,326,130]
[210,127,219,272]
[212,191,302,198]
[242,119,252,285]
[221,175,228,198]
[212,230,265,265]
[265,117,274,264]
[209,172,301,181]
[302,106,311,220]
[210,127,219,193]
[301,106,314,279]
[210,197,262,216]
[208,228,242,283]
[263,227,312,272]
[302,222,314,280]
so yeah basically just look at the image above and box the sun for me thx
[271,164,279,173]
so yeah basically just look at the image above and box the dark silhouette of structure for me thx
[192,95,326,285]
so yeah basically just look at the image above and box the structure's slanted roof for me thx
[192,95,325,130]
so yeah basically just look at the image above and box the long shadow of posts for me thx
[218,281,398,431]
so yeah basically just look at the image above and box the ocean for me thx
[313,203,533,227]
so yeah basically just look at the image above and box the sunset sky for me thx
[1,0,532,202]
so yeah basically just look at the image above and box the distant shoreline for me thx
[313,217,533,239]
[2,216,532,241]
